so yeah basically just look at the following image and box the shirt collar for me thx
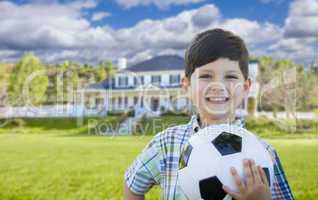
[188,114,245,134]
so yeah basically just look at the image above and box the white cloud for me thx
[115,0,205,9]
[220,19,282,46]
[91,11,110,21]
[277,0,318,64]
[191,4,220,27]
[284,0,318,38]
[70,0,98,10]
[0,1,115,50]
[0,0,316,66]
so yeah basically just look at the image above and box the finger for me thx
[243,159,253,187]
[258,166,269,186]
[223,185,241,200]
[250,160,262,183]
[230,167,246,193]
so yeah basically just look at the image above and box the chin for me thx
[205,106,230,115]
[204,110,231,120]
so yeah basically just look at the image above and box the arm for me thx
[124,138,162,200]
[270,150,294,200]
[124,183,145,200]
[256,138,294,200]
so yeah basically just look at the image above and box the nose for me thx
[204,81,229,96]
[210,87,225,95]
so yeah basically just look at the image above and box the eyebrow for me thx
[199,69,213,73]
[225,70,241,74]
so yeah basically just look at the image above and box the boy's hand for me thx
[222,159,272,200]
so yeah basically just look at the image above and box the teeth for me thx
[206,97,228,102]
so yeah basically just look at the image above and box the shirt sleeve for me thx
[124,138,162,195]
[264,143,294,200]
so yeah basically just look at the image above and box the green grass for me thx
[0,133,317,200]
[0,116,125,135]
[134,115,190,135]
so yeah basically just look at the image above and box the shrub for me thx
[6,118,26,128]
[160,110,188,117]
[247,97,256,116]
[314,109,318,118]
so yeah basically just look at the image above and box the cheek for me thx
[190,81,207,104]
[228,82,244,96]
[230,83,246,105]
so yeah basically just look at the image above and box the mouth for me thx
[205,96,230,104]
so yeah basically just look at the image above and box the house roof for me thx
[125,55,185,72]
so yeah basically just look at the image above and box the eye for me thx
[199,74,212,79]
[225,75,238,79]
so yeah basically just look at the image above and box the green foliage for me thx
[0,116,127,136]
[125,109,135,117]
[95,61,113,82]
[246,116,318,137]
[3,118,26,128]
[45,61,113,105]
[256,56,318,112]
[160,110,189,117]
[247,97,256,116]
[314,109,318,118]
[46,61,80,104]
[0,64,12,106]
[8,53,49,106]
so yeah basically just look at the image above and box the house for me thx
[78,55,259,117]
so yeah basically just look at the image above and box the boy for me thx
[124,29,294,200]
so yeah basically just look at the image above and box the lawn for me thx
[0,133,317,200]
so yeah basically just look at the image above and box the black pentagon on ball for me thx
[179,143,193,170]
[212,132,242,156]
[199,176,226,200]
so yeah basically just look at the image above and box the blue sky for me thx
[0,0,317,66]
[17,0,290,29]
[86,0,290,29]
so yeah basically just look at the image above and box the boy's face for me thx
[182,58,251,123]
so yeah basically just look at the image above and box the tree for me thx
[46,61,80,104]
[0,64,12,106]
[95,61,113,82]
[8,53,49,106]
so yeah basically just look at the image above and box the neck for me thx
[198,113,236,128]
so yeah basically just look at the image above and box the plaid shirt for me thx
[125,115,294,200]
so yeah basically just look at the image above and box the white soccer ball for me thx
[177,124,274,200]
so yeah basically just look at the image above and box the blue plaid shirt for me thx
[125,115,294,199]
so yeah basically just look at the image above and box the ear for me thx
[181,76,190,93]
[244,78,252,93]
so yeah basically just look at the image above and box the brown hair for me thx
[185,28,249,80]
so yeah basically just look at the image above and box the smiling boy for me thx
[124,28,293,200]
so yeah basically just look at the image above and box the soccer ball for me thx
[177,124,274,200]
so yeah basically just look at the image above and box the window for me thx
[111,98,115,110]
[118,97,122,107]
[134,96,138,104]
[169,74,180,85]
[141,96,144,108]
[134,76,144,86]
[124,97,128,107]
[111,77,115,86]
[118,76,128,87]
[151,75,161,85]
